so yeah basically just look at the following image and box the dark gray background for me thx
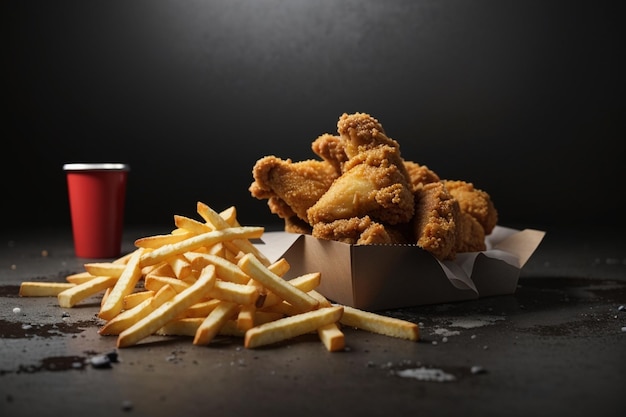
[3,0,624,233]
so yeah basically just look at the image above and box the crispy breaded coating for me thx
[413,182,459,261]
[454,212,486,253]
[284,216,313,235]
[311,133,348,176]
[403,160,441,192]
[337,112,411,180]
[443,180,498,235]
[312,216,405,245]
[306,145,415,226]
[266,196,296,219]
[249,156,338,222]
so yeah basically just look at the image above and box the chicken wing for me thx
[306,145,415,225]
[249,156,338,222]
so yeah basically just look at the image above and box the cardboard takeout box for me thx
[255,226,546,311]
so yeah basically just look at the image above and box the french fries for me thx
[244,306,343,349]
[17,201,420,352]
[19,282,76,297]
[58,276,118,308]
[339,305,420,341]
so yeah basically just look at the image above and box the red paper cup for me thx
[63,163,130,258]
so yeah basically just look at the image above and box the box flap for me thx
[254,231,302,264]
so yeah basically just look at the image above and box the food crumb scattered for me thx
[471,365,487,375]
[12,307,21,314]
[90,355,112,369]
[396,367,456,382]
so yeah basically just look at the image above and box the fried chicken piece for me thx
[454,212,486,253]
[403,160,441,193]
[265,196,296,219]
[311,133,348,176]
[312,216,406,245]
[337,112,411,180]
[284,215,313,235]
[249,156,338,222]
[412,181,460,261]
[306,145,415,226]
[443,180,498,235]
[307,113,415,226]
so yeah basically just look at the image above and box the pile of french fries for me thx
[19,202,419,351]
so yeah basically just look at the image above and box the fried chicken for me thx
[249,111,500,262]
[249,156,338,222]
[311,133,348,176]
[283,215,313,235]
[403,160,441,192]
[412,181,460,261]
[443,180,498,234]
[306,113,415,226]
[312,216,407,245]
[454,211,486,253]
[306,145,415,225]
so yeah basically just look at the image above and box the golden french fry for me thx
[144,262,176,278]
[317,322,345,352]
[139,226,264,267]
[207,280,259,306]
[19,282,76,297]
[144,275,190,293]
[219,206,239,226]
[99,285,177,335]
[185,252,250,285]
[308,289,346,351]
[239,253,319,313]
[268,257,290,277]
[179,299,221,318]
[57,276,117,308]
[166,254,193,279]
[83,263,126,278]
[157,318,204,337]
[117,265,217,348]
[174,214,214,235]
[134,231,193,249]
[244,306,343,349]
[237,304,256,331]
[65,271,97,284]
[193,300,239,345]
[99,248,145,321]
[260,300,301,317]
[308,289,332,307]
[219,311,284,337]
[101,287,112,307]
[338,305,419,341]
[261,272,321,308]
[123,290,155,310]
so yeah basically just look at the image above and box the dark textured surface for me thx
[1,226,624,417]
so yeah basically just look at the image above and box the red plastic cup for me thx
[63,163,130,258]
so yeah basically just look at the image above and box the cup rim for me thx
[63,163,130,171]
